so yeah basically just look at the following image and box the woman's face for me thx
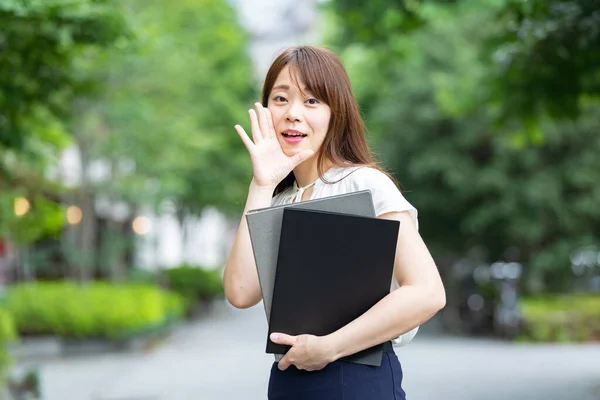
[267,65,331,159]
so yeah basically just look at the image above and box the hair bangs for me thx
[286,48,335,106]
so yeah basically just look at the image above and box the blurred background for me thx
[0,0,599,399]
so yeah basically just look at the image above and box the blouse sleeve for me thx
[348,167,419,229]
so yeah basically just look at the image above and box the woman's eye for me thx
[274,95,287,102]
[307,98,319,105]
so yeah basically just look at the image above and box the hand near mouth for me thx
[235,102,314,189]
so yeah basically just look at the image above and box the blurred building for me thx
[233,0,322,78]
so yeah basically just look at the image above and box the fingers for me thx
[248,108,262,143]
[278,355,292,371]
[255,102,272,139]
[245,102,275,144]
[265,105,277,139]
[234,124,254,152]
[270,333,297,346]
[272,333,296,371]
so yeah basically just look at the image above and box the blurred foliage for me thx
[327,0,600,130]
[0,0,129,150]
[0,0,129,245]
[326,1,600,291]
[3,281,185,339]
[128,265,223,318]
[488,0,600,124]
[163,265,224,304]
[0,308,17,383]
[1,0,256,260]
[324,0,428,47]
[0,190,65,244]
[518,293,600,342]
[73,0,256,217]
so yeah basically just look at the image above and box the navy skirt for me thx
[267,343,406,400]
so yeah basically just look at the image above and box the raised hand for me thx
[235,103,314,188]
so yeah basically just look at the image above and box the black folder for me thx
[266,208,400,366]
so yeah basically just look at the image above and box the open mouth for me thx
[282,132,307,138]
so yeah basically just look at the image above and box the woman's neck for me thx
[293,157,333,188]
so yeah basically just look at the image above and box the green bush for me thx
[0,308,17,381]
[3,281,186,340]
[518,293,600,342]
[163,265,224,303]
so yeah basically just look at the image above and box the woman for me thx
[223,45,446,399]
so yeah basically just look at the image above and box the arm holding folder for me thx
[277,209,446,370]
[259,198,446,372]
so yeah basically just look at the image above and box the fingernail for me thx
[270,333,278,341]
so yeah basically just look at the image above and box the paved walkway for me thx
[15,299,600,400]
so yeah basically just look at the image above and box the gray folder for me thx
[246,190,376,359]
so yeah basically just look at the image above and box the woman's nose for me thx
[285,102,302,122]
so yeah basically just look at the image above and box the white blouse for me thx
[271,165,420,346]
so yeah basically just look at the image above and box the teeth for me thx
[284,133,305,137]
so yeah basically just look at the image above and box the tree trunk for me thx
[105,160,127,282]
[75,137,96,282]
[78,187,96,282]
[105,220,127,282]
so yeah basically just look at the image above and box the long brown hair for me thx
[262,46,395,195]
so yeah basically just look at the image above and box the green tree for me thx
[78,0,255,213]
[326,1,600,294]
[0,0,128,246]
[0,0,128,150]
[327,0,600,131]
[62,0,256,279]
[486,0,600,123]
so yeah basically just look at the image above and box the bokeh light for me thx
[67,206,83,225]
[13,197,30,217]
[132,216,152,235]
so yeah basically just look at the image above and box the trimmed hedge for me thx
[518,293,600,342]
[3,282,186,340]
[163,265,224,303]
[0,308,16,380]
